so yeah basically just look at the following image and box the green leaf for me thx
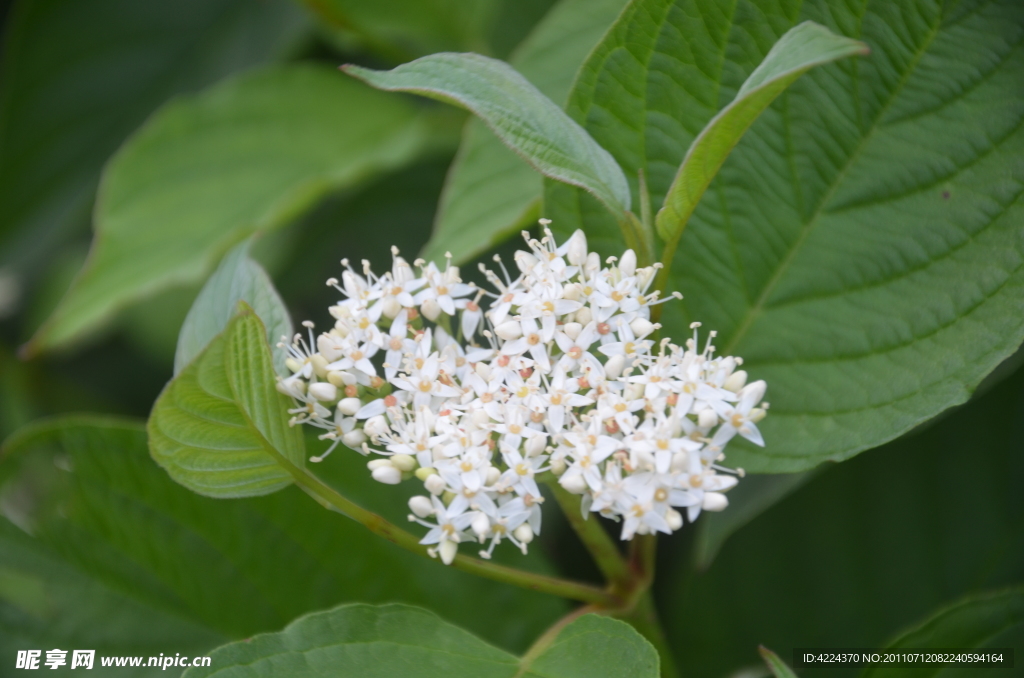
[548,0,1024,472]
[0,416,567,653]
[345,53,630,219]
[183,604,657,678]
[149,305,304,497]
[655,21,868,242]
[759,646,798,678]
[425,0,629,264]
[175,239,292,377]
[861,588,1024,678]
[661,364,1024,676]
[0,0,308,283]
[27,65,427,355]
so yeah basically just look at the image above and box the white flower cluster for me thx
[277,223,767,565]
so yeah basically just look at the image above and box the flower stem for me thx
[289,465,619,606]
[629,533,658,585]
[546,481,677,674]
[547,480,632,590]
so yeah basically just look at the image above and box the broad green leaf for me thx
[861,588,1024,678]
[27,65,427,355]
[655,21,868,242]
[661,364,1024,676]
[174,240,292,377]
[0,0,308,286]
[345,53,630,219]
[759,646,798,678]
[149,306,304,497]
[0,417,566,653]
[548,0,1024,472]
[183,604,657,678]
[425,0,629,264]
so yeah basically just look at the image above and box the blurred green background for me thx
[0,0,1021,676]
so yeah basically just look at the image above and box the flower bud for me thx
[485,467,501,485]
[584,251,601,275]
[515,251,538,273]
[702,492,729,512]
[749,407,767,423]
[665,508,683,531]
[566,230,588,266]
[309,382,338,402]
[414,466,436,481]
[636,266,656,289]
[562,283,581,301]
[494,321,522,340]
[420,298,441,321]
[393,256,414,283]
[472,513,490,540]
[604,354,625,380]
[439,539,458,565]
[475,362,491,379]
[341,271,361,296]
[371,465,401,485]
[724,370,748,393]
[276,376,306,398]
[391,454,416,472]
[382,297,402,319]
[562,322,582,341]
[513,523,534,545]
[526,434,547,457]
[670,451,689,473]
[549,457,567,476]
[328,370,355,387]
[575,306,593,326]
[285,358,303,374]
[311,354,329,378]
[625,383,644,401]
[316,335,343,362]
[337,397,361,416]
[560,474,587,494]
[740,379,767,406]
[364,415,388,438]
[471,409,491,427]
[342,429,367,447]
[619,249,637,277]
[408,495,433,518]
[367,459,391,470]
[698,408,718,429]
[425,474,447,495]
[630,318,654,338]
